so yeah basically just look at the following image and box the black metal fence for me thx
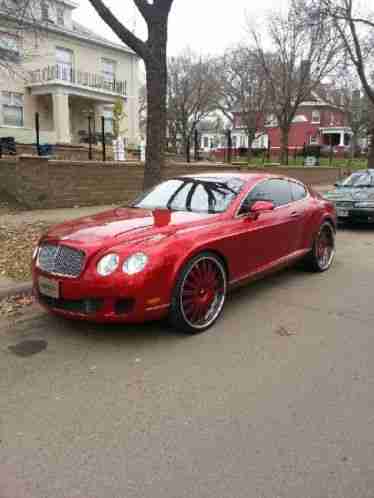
[29,65,127,96]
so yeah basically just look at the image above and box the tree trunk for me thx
[247,135,253,165]
[143,23,168,190]
[280,127,290,165]
[186,136,191,163]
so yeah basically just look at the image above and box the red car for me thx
[32,173,336,334]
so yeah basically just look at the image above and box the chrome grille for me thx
[37,244,85,277]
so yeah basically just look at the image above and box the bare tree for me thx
[167,50,219,162]
[305,0,374,166]
[249,0,340,164]
[88,0,175,189]
[216,46,269,163]
[0,0,48,74]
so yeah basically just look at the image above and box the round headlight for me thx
[123,252,148,275]
[97,253,119,276]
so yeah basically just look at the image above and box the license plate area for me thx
[38,276,60,299]
[337,208,349,217]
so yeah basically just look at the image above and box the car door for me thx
[224,179,294,280]
[288,180,310,253]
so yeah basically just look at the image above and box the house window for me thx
[203,136,209,148]
[265,114,278,127]
[41,1,49,21]
[0,32,18,52]
[310,135,318,145]
[102,58,117,88]
[231,136,237,148]
[57,6,64,26]
[312,110,321,124]
[2,92,24,127]
[56,47,73,81]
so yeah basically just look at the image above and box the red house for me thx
[231,90,353,157]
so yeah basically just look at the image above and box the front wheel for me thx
[169,252,227,334]
[305,221,336,272]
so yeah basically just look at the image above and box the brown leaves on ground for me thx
[0,293,35,318]
[0,222,51,281]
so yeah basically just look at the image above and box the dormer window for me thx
[57,6,64,26]
[312,110,321,124]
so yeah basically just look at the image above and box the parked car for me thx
[324,169,374,223]
[32,173,336,333]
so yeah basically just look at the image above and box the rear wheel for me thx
[169,252,227,334]
[305,221,336,272]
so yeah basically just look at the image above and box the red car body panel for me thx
[32,173,336,323]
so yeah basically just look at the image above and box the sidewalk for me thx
[0,204,118,228]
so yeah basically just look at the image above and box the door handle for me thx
[290,211,300,218]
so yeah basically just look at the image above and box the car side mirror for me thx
[250,200,275,216]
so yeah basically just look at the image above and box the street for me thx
[1,226,374,498]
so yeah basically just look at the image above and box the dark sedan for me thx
[324,169,374,224]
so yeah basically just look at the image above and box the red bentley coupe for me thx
[32,173,336,333]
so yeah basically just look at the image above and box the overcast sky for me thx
[75,0,288,56]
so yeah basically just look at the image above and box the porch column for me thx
[339,131,345,147]
[52,92,71,143]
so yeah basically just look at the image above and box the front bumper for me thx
[337,207,374,224]
[32,266,171,323]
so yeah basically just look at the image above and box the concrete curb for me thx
[0,281,33,300]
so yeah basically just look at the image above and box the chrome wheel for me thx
[316,224,335,271]
[176,255,227,332]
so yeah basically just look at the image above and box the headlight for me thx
[123,252,148,275]
[97,253,119,276]
[355,202,374,208]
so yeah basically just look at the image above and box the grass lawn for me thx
[230,156,369,169]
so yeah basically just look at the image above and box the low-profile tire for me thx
[169,252,227,334]
[305,221,336,272]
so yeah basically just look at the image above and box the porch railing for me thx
[28,65,127,96]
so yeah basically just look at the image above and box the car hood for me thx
[324,187,374,202]
[43,207,218,250]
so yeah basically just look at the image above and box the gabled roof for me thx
[71,21,135,55]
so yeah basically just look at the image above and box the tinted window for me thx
[291,182,307,201]
[132,178,244,214]
[240,179,292,213]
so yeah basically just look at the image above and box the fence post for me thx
[88,115,93,161]
[35,112,41,156]
[101,116,106,162]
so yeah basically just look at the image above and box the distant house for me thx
[231,90,353,156]
[0,0,140,147]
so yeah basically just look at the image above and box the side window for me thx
[291,182,307,202]
[265,180,293,207]
[238,179,293,215]
[238,182,271,215]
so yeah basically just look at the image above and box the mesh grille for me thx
[335,201,354,208]
[37,244,85,277]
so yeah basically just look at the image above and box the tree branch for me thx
[88,0,149,59]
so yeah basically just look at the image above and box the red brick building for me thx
[231,91,353,157]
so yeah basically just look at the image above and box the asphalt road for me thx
[1,226,374,498]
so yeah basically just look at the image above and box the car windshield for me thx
[131,177,244,214]
[341,171,374,188]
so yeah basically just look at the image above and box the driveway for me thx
[1,227,374,498]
